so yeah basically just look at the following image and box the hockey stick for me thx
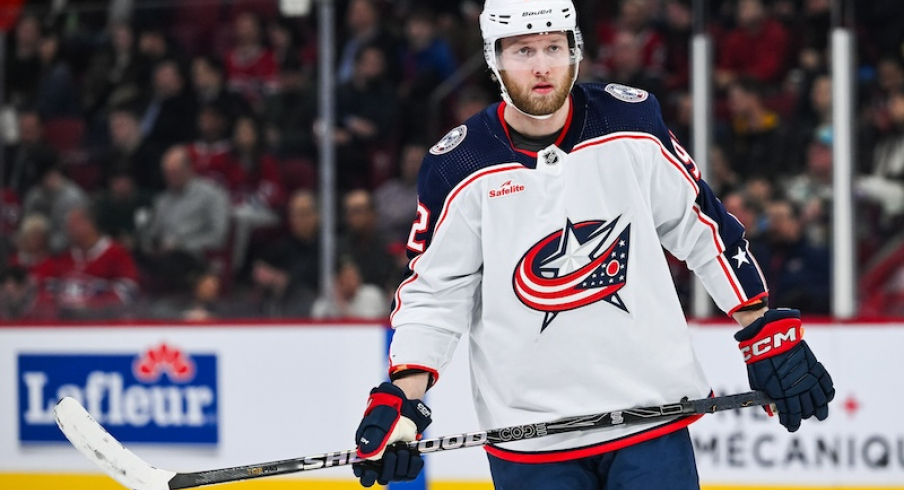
[55,390,770,490]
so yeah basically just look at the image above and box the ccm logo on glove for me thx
[738,318,802,363]
[734,309,834,433]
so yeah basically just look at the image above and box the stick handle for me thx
[171,391,770,488]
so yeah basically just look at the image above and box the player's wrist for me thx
[731,305,769,328]
[391,372,431,400]
[378,382,431,434]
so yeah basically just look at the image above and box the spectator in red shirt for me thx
[55,206,140,319]
[594,0,666,81]
[0,188,21,253]
[218,115,285,272]
[224,11,278,108]
[188,104,233,181]
[717,0,791,88]
[218,116,285,210]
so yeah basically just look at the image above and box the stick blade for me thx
[54,397,176,490]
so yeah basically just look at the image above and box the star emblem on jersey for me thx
[732,247,750,267]
[513,216,632,333]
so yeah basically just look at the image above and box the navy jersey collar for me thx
[489,87,587,159]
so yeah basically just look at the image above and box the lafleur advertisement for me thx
[18,343,218,444]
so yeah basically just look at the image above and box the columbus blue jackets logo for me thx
[513,217,631,332]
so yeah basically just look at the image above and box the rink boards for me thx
[0,321,902,489]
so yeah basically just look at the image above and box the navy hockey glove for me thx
[734,309,835,432]
[353,382,432,487]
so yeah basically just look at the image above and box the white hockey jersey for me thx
[389,83,768,462]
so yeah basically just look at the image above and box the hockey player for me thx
[353,1,835,488]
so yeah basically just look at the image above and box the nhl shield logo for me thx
[604,83,648,103]
[430,125,468,155]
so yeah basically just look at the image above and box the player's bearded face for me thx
[500,65,574,116]
[497,33,575,116]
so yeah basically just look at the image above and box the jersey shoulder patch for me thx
[603,83,649,103]
[430,124,468,155]
[574,83,663,142]
[420,107,520,205]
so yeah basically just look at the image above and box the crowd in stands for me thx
[2,0,904,321]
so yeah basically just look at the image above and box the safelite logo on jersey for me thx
[489,180,526,199]
[18,343,218,444]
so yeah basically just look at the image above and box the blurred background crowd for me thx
[1,0,903,321]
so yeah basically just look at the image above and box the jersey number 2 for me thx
[406,202,430,253]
